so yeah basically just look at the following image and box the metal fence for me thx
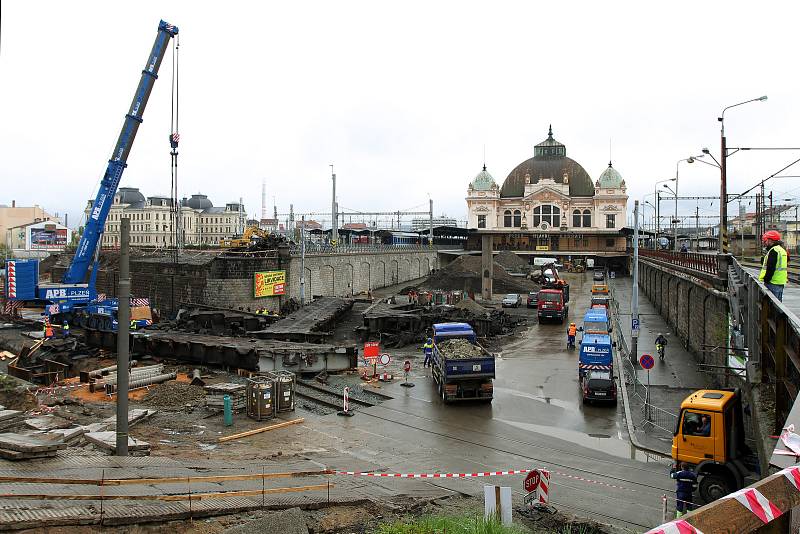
[610,291,678,435]
[288,243,437,255]
[638,249,721,276]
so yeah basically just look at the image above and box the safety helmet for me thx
[570,322,576,326]
[762,230,781,244]
[427,338,432,343]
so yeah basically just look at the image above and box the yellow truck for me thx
[672,389,759,503]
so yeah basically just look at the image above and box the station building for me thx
[465,127,629,265]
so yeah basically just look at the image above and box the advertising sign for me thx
[254,270,286,297]
[29,226,68,250]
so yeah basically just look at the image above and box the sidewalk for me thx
[609,276,709,455]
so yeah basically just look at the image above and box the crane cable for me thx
[169,35,180,259]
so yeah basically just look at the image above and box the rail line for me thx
[740,261,800,284]
[294,381,375,411]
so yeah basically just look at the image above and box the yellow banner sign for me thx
[535,245,550,251]
[254,270,286,297]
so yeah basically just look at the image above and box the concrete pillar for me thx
[481,234,493,300]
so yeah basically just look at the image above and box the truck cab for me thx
[672,389,758,503]
[537,289,569,323]
[580,309,611,341]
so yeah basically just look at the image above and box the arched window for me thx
[503,210,512,227]
[572,209,582,227]
[533,205,560,227]
[582,209,591,228]
[513,210,522,227]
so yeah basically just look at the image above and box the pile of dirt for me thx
[0,378,38,411]
[424,255,537,294]
[454,297,490,316]
[436,338,485,359]
[495,251,529,271]
[142,382,206,407]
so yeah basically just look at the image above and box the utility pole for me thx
[695,206,699,252]
[429,198,433,247]
[116,218,131,456]
[720,122,728,253]
[655,190,660,248]
[300,216,306,305]
[631,201,640,365]
[330,165,337,246]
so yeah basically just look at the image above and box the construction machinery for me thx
[532,263,570,323]
[220,226,271,248]
[4,21,178,327]
[672,389,759,503]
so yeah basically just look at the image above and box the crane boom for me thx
[65,20,178,284]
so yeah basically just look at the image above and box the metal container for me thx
[246,377,274,421]
[266,371,296,413]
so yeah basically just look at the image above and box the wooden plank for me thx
[0,483,332,501]
[0,469,331,486]
[217,418,305,443]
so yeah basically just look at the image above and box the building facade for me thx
[0,202,59,244]
[85,187,246,247]
[465,127,628,257]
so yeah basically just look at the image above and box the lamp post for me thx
[672,156,706,251]
[718,95,768,253]
[663,184,678,250]
[654,178,676,247]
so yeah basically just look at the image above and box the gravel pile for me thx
[437,338,486,359]
[424,255,536,293]
[142,382,206,407]
[454,297,490,316]
[228,508,308,534]
[495,251,529,271]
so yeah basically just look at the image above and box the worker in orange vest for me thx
[567,322,577,349]
[42,318,54,340]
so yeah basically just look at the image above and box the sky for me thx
[2,1,800,230]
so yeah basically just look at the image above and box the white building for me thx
[85,188,246,247]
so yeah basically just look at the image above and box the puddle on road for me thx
[494,417,660,462]
[492,386,578,411]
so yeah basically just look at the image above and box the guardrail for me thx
[289,243,437,255]
[638,249,721,276]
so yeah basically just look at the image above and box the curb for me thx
[609,284,671,461]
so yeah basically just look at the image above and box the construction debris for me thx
[423,255,538,294]
[436,338,486,359]
[85,431,150,456]
[0,433,65,460]
[494,251,530,272]
[205,383,246,411]
[142,382,206,407]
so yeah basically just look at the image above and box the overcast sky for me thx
[2,1,799,230]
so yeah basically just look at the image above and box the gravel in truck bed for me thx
[436,338,486,359]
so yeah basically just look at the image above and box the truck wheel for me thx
[699,474,734,503]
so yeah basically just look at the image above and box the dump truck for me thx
[672,389,759,503]
[431,322,495,403]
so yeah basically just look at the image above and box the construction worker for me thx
[759,230,788,302]
[567,322,577,349]
[42,318,54,340]
[62,321,70,339]
[670,462,697,518]
[423,338,433,368]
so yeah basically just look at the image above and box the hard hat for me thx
[570,322,575,326]
[762,230,781,243]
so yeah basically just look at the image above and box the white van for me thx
[532,257,558,267]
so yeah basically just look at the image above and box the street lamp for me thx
[718,95,768,253]
[673,155,706,251]
[663,184,678,249]
[654,178,676,245]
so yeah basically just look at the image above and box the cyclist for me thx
[655,333,668,361]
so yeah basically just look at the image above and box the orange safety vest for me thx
[44,321,53,338]
[568,325,577,336]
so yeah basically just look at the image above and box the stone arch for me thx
[320,265,335,296]
[375,261,386,288]
[413,257,421,278]
[422,257,431,275]
[342,263,354,297]
[390,259,399,286]
[399,258,411,282]
[358,261,371,293]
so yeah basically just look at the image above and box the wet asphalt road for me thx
[306,272,674,530]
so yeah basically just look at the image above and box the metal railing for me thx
[638,249,721,275]
[288,243,437,255]
[610,291,678,435]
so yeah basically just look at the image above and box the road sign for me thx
[610,271,616,279]
[403,360,411,373]
[364,342,380,360]
[639,353,655,370]
[631,318,640,332]
[524,470,541,493]
[379,353,392,366]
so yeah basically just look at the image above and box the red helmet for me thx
[762,230,781,244]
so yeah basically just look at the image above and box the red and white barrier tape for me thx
[645,519,703,534]
[335,468,532,478]
[722,487,782,524]
[779,465,800,490]
[773,424,800,457]
[34,383,87,394]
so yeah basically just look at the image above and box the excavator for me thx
[220,226,271,248]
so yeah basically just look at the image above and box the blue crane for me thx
[5,20,178,325]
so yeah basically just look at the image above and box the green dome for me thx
[470,165,497,191]
[598,162,623,188]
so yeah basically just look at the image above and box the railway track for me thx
[294,380,376,411]
[740,261,800,284]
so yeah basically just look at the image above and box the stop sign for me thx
[524,470,540,493]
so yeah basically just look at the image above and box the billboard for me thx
[254,270,286,297]
[29,225,68,250]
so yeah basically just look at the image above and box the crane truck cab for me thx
[672,389,759,503]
